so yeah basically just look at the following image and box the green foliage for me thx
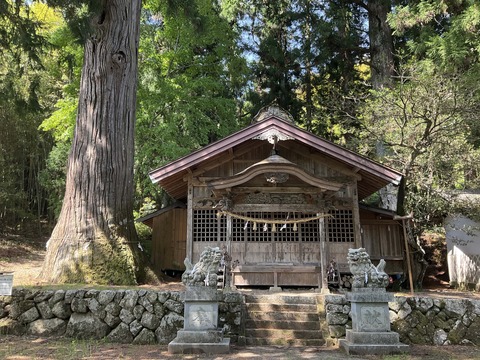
[39,97,77,141]
[135,0,248,203]
[135,222,153,258]
[389,0,480,71]
[0,0,46,63]
[376,1,480,227]
[226,0,369,142]
[34,6,83,220]
[358,62,480,227]
[38,141,70,217]
[3,0,480,244]
[0,3,69,229]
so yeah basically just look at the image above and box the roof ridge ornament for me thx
[252,104,295,124]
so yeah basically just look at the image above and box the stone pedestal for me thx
[339,288,409,355]
[168,286,230,354]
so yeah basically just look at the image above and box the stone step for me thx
[246,319,320,331]
[244,294,319,305]
[246,311,319,322]
[243,293,325,347]
[245,303,318,313]
[246,337,326,346]
[247,328,323,340]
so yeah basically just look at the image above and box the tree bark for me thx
[365,0,397,211]
[367,0,394,89]
[40,0,142,284]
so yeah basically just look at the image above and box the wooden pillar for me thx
[351,182,362,247]
[226,213,232,256]
[186,181,194,262]
[319,217,327,290]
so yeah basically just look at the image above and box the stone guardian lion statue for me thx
[182,247,222,287]
[347,248,389,289]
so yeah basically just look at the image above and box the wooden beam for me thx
[230,186,325,194]
[208,159,344,191]
[232,265,320,272]
[233,204,322,213]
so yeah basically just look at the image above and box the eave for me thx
[148,115,403,201]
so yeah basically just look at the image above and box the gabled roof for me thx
[149,112,403,201]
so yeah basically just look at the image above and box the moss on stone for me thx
[465,317,480,345]
[56,234,137,286]
[447,321,468,344]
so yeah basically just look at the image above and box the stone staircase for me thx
[243,293,326,346]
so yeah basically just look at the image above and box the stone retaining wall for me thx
[0,288,243,344]
[3,289,479,346]
[324,294,480,346]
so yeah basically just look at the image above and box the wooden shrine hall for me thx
[142,106,406,290]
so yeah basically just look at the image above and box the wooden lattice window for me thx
[328,209,354,242]
[232,212,273,242]
[301,218,320,242]
[193,209,226,242]
[232,212,323,242]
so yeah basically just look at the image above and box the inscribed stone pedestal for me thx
[340,288,409,355]
[169,247,230,354]
[340,249,409,355]
[184,302,218,330]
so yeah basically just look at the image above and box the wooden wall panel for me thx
[275,242,300,263]
[361,222,403,260]
[277,272,318,286]
[151,208,187,272]
[244,242,274,264]
[233,272,274,286]
[363,224,382,258]
[230,242,245,264]
[301,243,321,264]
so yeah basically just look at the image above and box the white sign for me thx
[444,214,480,288]
[0,273,14,296]
[445,215,480,255]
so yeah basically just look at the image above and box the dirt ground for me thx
[0,336,479,360]
[1,235,480,359]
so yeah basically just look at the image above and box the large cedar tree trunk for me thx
[366,0,398,211]
[367,0,394,90]
[40,0,142,284]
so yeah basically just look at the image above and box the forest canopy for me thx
[1,0,480,239]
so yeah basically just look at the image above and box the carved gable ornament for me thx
[251,105,296,144]
[253,128,295,144]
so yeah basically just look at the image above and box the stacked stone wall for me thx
[2,289,479,346]
[324,294,480,346]
[0,288,243,344]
